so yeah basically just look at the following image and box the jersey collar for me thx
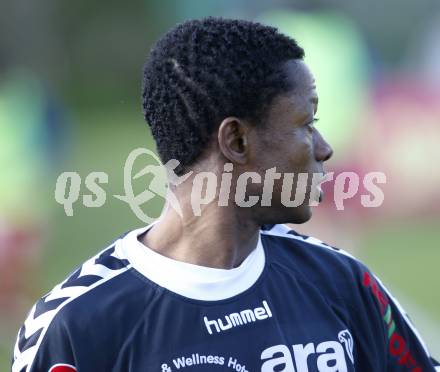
[118,224,265,301]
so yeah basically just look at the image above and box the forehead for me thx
[267,60,318,119]
[283,60,318,107]
[284,60,316,92]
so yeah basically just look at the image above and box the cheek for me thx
[295,141,314,167]
[282,133,314,172]
[255,128,313,172]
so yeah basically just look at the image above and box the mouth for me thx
[318,188,324,203]
[313,172,328,204]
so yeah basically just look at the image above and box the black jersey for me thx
[12,224,439,371]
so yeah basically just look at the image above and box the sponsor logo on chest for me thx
[203,301,355,370]
[261,330,355,372]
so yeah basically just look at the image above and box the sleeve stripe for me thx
[373,274,432,357]
[12,241,131,372]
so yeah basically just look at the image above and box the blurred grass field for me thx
[1,108,439,368]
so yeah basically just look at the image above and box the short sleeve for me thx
[359,268,439,371]
[12,297,77,372]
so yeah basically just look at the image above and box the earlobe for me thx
[217,117,249,165]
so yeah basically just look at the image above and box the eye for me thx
[306,117,319,131]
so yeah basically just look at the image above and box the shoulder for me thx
[12,233,137,372]
[261,223,366,272]
[260,224,370,302]
[261,225,440,366]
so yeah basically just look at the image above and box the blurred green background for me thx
[1,0,440,368]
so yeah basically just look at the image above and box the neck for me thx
[141,199,260,269]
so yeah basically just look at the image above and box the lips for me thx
[312,172,328,204]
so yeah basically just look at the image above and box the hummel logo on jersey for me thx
[260,329,355,372]
[204,300,272,335]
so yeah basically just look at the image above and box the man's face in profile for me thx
[246,60,333,224]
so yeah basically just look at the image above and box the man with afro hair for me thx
[13,17,438,372]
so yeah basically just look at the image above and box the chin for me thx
[288,208,312,224]
[261,205,313,225]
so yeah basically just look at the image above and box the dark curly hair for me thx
[142,17,304,174]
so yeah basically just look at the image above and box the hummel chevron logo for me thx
[12,244,130,372]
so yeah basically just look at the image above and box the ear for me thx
[217,117,250,165]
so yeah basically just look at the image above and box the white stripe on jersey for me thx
[12,240,130,372]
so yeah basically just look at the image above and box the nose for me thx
[314,130,333,162]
